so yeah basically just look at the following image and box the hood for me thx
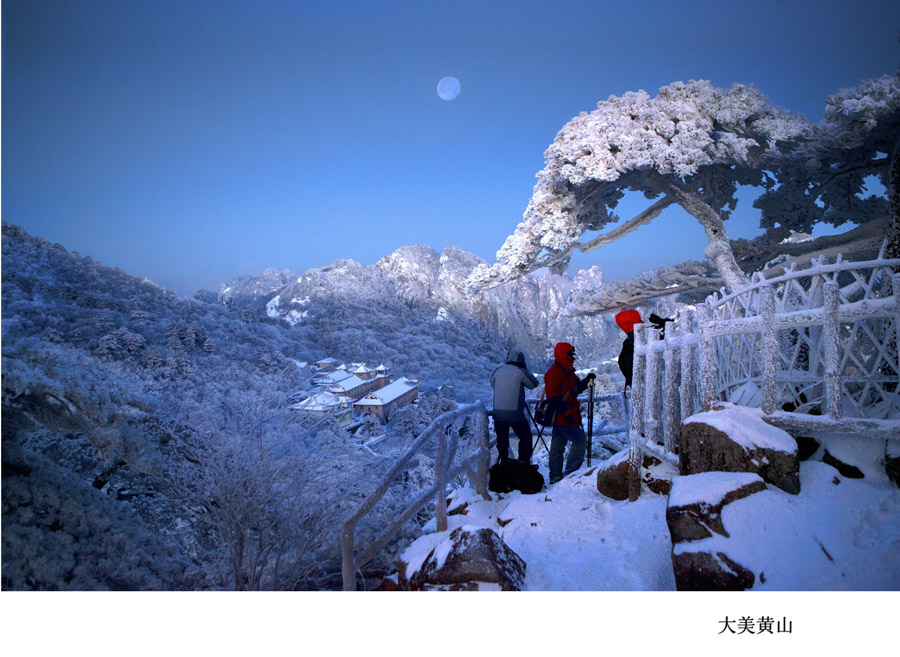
[553,342,575,370]
[506,349,526,367]
[615,309,643,334]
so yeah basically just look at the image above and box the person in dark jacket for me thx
[490,348,539,462]
[544,342,595,484]
[615,309,643,389]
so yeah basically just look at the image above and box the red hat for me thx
[615,309,642,334]
[553,341,575,365]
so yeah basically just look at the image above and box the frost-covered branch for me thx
[756,72,899,253]
[566,261,722,315]
[469,80,814,294]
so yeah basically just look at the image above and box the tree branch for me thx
[812,156,890,200]
[565,260,723,316]
[472,196,677,291]
[572,195,676,254]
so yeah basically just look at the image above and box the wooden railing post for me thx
[644,327,661,445]
[470,408,491,500]
[663,321,678,453]
[435,431,448,532]
[760,286,777,415]
[894,274,900,386]
[628,325,646,501]
[696,303,716,411]
[680,309,697,421]
[822,281,843,420]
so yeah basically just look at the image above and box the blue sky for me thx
[3,0,899,295]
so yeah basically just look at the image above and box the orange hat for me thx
[615,309,642,334]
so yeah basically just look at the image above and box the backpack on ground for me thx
[489,459,545,495]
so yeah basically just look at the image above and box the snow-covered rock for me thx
[667,472,767,541]
[595,449,630,500]
[667,472,767,590]
[401,526,526,591]
[595,450,677,500]
[680,403,800,494]
[887,442,900,488]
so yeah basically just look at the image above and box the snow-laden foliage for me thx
[235,243,623,374]
[469,80,814,292]
[756,72,900,245]
[566,260,721,315]
[2,220,628,589]
[0,222,522,589]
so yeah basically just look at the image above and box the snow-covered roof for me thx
[353,378,418,406]
[352,364,373,374]
[315,357,338,365]
[328,374,366,392]
[290,392,346,412]
[375,364,389,372]
[314,370,354,384]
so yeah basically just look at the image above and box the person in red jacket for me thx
[544,341,595,484]
[615,309,643,389]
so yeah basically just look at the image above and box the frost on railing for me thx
[626,249,900,500]
[340,401,492,591]
[627,308,701,499]
[704,252,900,434]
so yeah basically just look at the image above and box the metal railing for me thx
[340,401,492,591]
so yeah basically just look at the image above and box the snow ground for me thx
[407,456,900,591]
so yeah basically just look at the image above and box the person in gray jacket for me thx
[490,348,539,463]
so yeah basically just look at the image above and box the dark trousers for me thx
[495,419,533,462]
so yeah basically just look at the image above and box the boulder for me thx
[887,443,900,488]
[375,573,402,591]
[595,450,678,500]
[666,472,766,591]
[822,449,864,479]
[666,472,767,542]
[406,526,526,591]
[796,436,821,461]
[595,450,630,501]
[680,403,800,494]
[671,548,756,591]
[642,454,677,496]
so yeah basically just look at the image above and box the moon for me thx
[437,77,461,101]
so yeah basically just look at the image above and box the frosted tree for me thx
[755,72,900,258]
[469,80,814,306]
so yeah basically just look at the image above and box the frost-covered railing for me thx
[340,401,492,591]
[702,253,900,437]
[626,310,701,499]
[627,250,900,500]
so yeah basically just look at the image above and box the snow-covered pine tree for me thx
[468,80,814,302]
[756,72,900,258]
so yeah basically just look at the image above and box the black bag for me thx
[533,392,555,427]
[489,459,545,495]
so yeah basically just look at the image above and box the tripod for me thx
[524,403,551,457]
[587,378,595,467]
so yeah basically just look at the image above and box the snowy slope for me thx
[403,456,900,591]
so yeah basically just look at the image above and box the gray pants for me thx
[549,425,586,483]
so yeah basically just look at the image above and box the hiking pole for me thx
[587,378,595,467]
[524,403,550,456]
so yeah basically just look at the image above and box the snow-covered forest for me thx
[0,219,623,590]
[3,71,899,594]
